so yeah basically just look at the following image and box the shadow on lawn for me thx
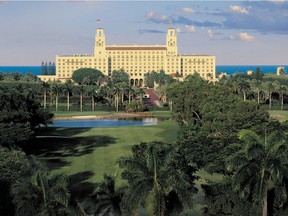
[23,128,117,170]
[69,171,98,201]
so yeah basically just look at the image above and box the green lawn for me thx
[268,110,288,122]
[28,112,222,214]
[52,110,173,118]
[26,119,178,199]
[52,111,110,118]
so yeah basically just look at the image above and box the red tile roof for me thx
[106,46,167,51]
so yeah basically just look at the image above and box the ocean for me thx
[0,65,287,76]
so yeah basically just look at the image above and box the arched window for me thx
[130,79,134,86]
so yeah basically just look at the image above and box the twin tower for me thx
[94,28,178,57]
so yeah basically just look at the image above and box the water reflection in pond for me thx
[51,118,158,128]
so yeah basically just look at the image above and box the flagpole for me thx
[168,18,173,28]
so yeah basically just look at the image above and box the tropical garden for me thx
[1,67,288,215]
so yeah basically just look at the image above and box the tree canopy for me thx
[168,74,271,173]
[72,68,104,85]
[226,130,288,216]
[0,86,54,148]
[111,69,129,85]
[144,70,175,88]
[118,142,197,215]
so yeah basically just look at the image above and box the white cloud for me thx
[225,32,256,41]
[269,0,285,4]
[229,5,249,14]
[185,25,195,32]
[175,28,181,33]
[208,29,213,38]
[182,7,195,13]
[146,11,168,21]
[229,35,237,40]
[239,32,256,41]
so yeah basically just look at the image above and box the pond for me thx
[50,118,158,128]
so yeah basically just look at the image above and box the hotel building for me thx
[39,28,216,85]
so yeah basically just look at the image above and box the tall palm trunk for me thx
[169,101,173,112]
[262,189,268,216]
[116,92,119,112]
[55,93,58,111]
[50,92,53,105]
[92,95,95,111]
[128,90,131,103]
[67,92,70,111]
[243,91,246,101]
[80,91,83,112]
[269,92,272,110]
[281,93,284,110]
[44,89,47,109]
[38,173,47,208]
[114,93,117,108]
[257,91,260,104]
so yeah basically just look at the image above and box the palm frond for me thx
[145,185,166,216]
[238,129,262,145]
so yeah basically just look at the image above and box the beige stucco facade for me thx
[42,28,216,85]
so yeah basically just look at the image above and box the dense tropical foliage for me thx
[118,142,197,215]
[2,66,288,215]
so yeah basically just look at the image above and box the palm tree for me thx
[229,79,241,95]
[238,78,250,101]
[11,170,70,216]
[134,87,145,103]
[76,85,86,112]
[118,82,128,105]
[127,84,135,104]
[82,76,93,86]
[277,84,288,110]
[226,130,288,216]
[100,85,113,106]
[51,81,63,111]
[42,81,50,109]
[250,79,262,104]
[86,85,99,111]
[63,80,73,111]
[155,84,169,103]
[97,75,107,86]
[113,84,121,112]
[262,81,275,110]
[118,143,197,215]
[84,173,125,216]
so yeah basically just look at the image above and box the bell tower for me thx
[94,28,106,56]
[166,28,178,56]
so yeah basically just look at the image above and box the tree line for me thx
[167,73,288,215]
[2,67,288,215]
[219,68,288,110]
[41,61,56,75]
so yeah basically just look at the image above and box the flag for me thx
[96,19,101,24]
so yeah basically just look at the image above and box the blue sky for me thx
[0,0,287,66]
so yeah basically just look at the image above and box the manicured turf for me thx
[27,119,178,199]
[52,111,110,117]
[268,110,288,122]
[26,112,228,214]
[52,110,173,118]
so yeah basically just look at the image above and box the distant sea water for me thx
[0,66,42,75]
[0,65,287,76]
